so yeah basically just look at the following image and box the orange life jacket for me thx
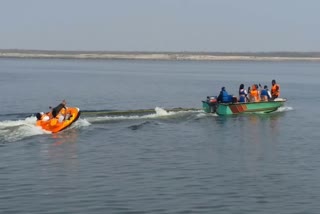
[271,84,280,98]
[250,89,260,102]
[250,85,260,102]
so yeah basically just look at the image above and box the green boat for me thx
[202,96,286,115]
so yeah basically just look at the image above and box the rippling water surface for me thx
[1,58,320,213]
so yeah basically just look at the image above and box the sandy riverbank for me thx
[1,50,320,61]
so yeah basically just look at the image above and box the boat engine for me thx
[204,96,218,113]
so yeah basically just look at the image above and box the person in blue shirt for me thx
[260,85,271,101]
[217,87,231,103]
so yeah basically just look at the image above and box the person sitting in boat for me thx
[52,100,67,122]
[260,85,271,101]
[271,79,280,99]
[36,112,50,122]
[249,84,260,102]
[238,84,248,103]
[217,87,232,103]
[35,112,51,127]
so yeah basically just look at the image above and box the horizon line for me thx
[1,48,320,54]
[2,49,320,61]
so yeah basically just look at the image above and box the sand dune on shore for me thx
[1,50,320,61]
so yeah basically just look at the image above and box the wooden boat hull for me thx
[202,98,286,115]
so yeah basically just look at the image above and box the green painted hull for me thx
[202,99,286,115]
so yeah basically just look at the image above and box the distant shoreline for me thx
[1,49,320,61]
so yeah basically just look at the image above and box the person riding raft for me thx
[36,100,68,126]
[52,100,67,121]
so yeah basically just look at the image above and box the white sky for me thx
[0,0,319,52]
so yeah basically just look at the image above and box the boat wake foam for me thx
[276,106,293,112]
[1,105,290,143]
[0,117,47,143]
[0,107,202,143]
[0,116,90,143]
[85,107,202,123]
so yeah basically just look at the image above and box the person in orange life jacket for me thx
[271,79,280,99]
[250,84,260,102]
[260,85,271,101]
[238,84,248,103]
[217,87,231,103]
[52,100,67,121]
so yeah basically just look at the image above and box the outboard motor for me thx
[202,96,218,113]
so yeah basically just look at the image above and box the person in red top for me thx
[271,80,280,99]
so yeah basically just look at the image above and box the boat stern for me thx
[202,96,218,113]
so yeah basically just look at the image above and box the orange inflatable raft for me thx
[36,107,81,133]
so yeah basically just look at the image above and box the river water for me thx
[0,58,319,213]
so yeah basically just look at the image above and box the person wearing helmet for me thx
[271,80,280,99]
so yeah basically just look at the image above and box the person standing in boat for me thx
[238,84,248,102]
[260,85,272,101]
[271,79,280,99]
[217,87,231,103]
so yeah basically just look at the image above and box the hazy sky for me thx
[1,0,319,52]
